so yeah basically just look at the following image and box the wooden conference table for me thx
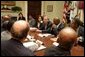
[27,28,84,56]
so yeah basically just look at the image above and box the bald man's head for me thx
[11,20,30,39]
[58,27,78,50]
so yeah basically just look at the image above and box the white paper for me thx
[30,27,37,30]
[38,33,51,37]
[37,45,46,51]
[27,35,35,42]
[53,42,59,46]
[36,40,43,45]
[27,35,32,39]
[43,34,51,37]
[38,34,44,37]
[23,42,39,52]
[23,41,46,51]
[23,42,37,48]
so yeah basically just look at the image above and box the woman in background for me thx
[36,15,43,29]
[17,12,26,20]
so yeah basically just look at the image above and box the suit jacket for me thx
[39,21,52,33]
[1,31,12,41]
[29,19,37,27]
[45,45,70,56]
[51,23,65,36]
[77,26,84,46]
[1,38,34,56]
[36,21,43,29]
[78,26,84,38]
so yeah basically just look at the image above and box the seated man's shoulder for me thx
[45,46,70,56]
[45,46,59,56]
[1,40,8,45]
[1,39,34,56]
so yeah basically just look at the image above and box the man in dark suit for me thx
[1,15,11,32]
[51,17,65,36]
[28,15,37,27]
[1,20,15,40]
[45,27,78,56]
[70,18,84,47]
[36,15,52,33]
[1,20,34,56]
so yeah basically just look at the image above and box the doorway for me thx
[28,1,41,20]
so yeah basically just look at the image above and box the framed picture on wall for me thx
[1,1,15,6]
[47,5,53,12]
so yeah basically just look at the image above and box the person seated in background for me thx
[51,17,65,36]
[1,20,34,56]
[1,15,11,22]
[17,12,26,20]
[70,18,84,47]
[45,27,78,56]
[36,15,52,33]
[1,15,11,32]
[51,17,61,36]
[1,20,15,41]
[28,15,37,27]
[36,15,43,29]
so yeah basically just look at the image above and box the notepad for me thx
[23,42,37,48]
[23,42,39,52]
[23,42,46,51]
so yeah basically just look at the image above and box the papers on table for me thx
[27,35,35,42]
[36,40,43,45]
[37,45,46,51]
[23,42,37,48]
[23,41,46,51]
[27,35,32,39]
[38,34,43,37]
[38,33,52,37]
[53,42,59,46]
[23,42,38,52]
[30,27,37,31]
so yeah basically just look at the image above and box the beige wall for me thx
[41,1,64,21]
[1,1,64,21]
[2,1,83,23]
[1,1,28,21]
